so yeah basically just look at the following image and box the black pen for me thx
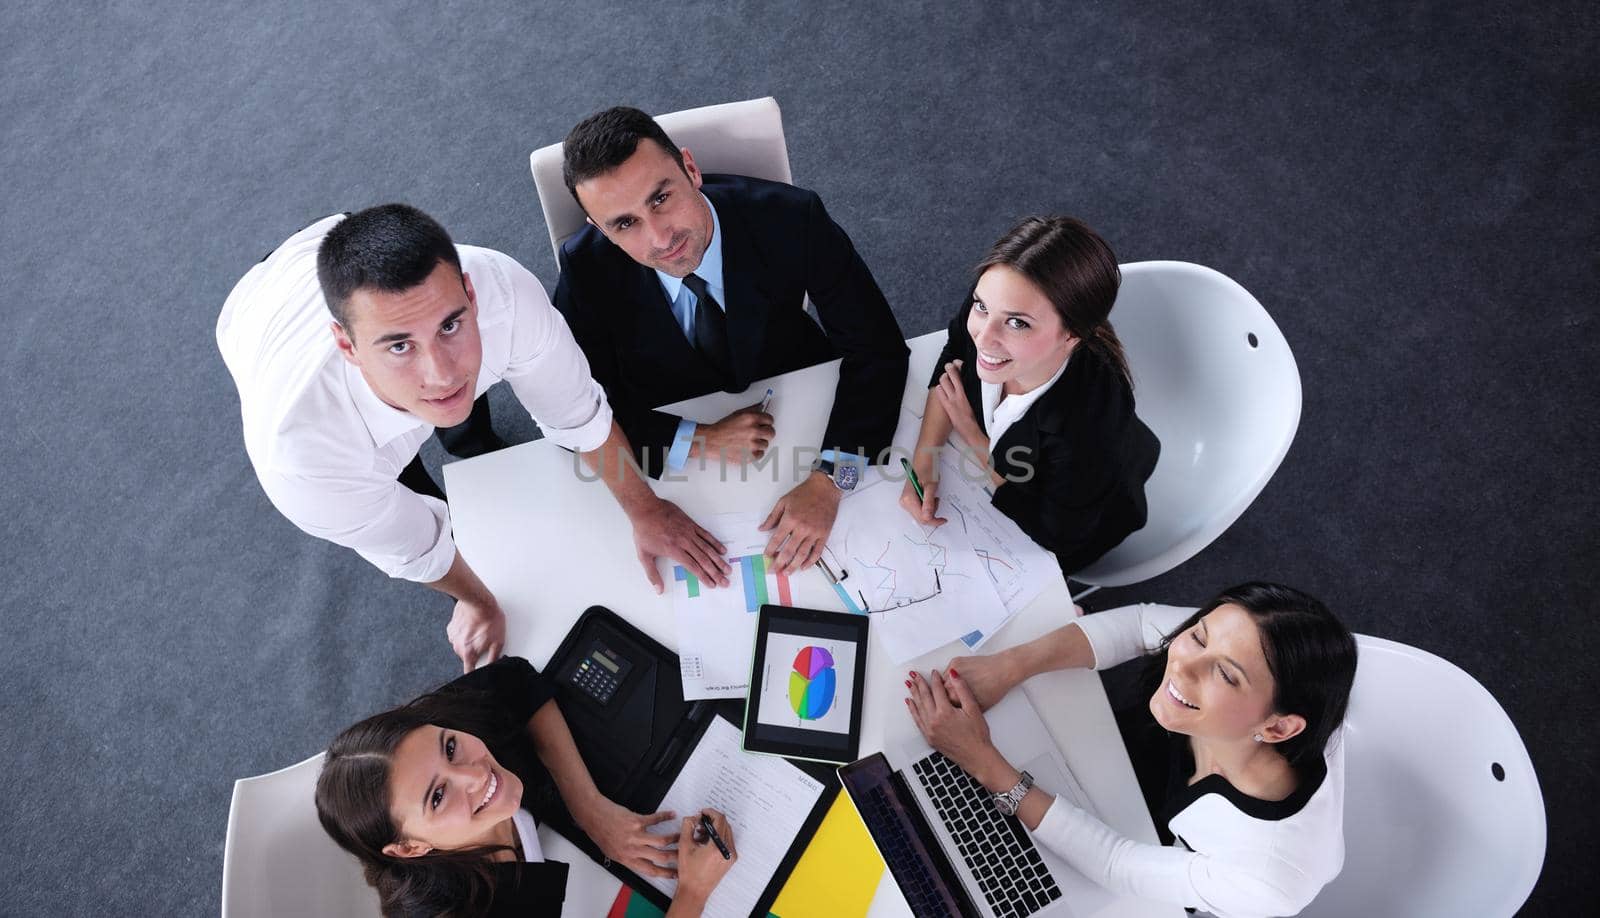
[699,813,732,860]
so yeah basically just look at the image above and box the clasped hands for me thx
[903,650,1025,779]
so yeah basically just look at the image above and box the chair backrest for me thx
[529,97,793,263]
[1300,635,1545,917]
[222,752,382,918]
[1073,261,1301,587]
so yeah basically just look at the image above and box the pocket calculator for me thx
[564,639,634,706]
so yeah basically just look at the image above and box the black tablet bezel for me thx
[743,603,869,764]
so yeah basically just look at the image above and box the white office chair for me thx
[221,752,382,918]
[1072,261,1301,593]
[529,97,794,263]
[1300,635,1545,917]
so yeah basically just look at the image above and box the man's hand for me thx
[571,795,680,880]
[445,596,505,673]
[690,402,776,466]
[760,472,841,573]
[629,497,731,593]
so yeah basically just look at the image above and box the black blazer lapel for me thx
[620,261,723,382]
[709,191,773,390]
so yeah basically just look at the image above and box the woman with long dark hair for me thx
[901,215,1159,573]
[906,583,1358,918]
[316,657,736,917]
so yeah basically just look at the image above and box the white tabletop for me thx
[445,331,1181,918]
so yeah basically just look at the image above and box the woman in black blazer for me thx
[315,657,735,917]
[901,216,1159,574]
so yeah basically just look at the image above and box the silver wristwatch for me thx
[994,770,1034,816]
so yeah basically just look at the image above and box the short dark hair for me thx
[316,204,462,331]
[1143,582,1358,769]
[561,106,686,204]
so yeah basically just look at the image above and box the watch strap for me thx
[995,770,1034,816]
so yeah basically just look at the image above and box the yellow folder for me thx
[771,794,886,918]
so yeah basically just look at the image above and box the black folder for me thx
[541,605,838,916]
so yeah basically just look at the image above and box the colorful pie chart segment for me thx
[788,646,837,720]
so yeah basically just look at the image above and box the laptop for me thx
[839,690,1117,918]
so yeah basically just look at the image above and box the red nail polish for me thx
[950,668,960,679]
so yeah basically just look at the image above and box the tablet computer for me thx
[743,603,869,764]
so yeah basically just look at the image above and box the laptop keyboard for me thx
[912,751,1063,918]
[860,783,962,918]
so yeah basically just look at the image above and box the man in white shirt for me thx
[218,205,731,670]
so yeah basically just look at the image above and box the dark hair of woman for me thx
[975,215,1132,385]
[315,688,517,918]
[1141,581,1358,768]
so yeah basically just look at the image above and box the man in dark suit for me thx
[553,107,909,573]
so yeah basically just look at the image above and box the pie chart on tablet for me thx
[787,646,837,720]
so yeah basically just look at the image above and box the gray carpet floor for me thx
[1,1,1593,914]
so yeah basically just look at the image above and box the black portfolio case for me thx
[541,605,838,916]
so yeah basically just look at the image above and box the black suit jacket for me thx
[554,173,909,476]
[934,301,1160,574]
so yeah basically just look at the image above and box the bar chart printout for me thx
[668,512,791,699]
[674,551,792,612]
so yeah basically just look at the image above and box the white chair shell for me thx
[1074,260,1302,589]
[221,752,382,918]
[1299,635,1546,917]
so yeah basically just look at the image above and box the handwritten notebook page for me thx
[643,717,824,917]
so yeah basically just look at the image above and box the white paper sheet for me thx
[931,445,1061,648]
[827,470,1010,663]
[668,512,798,699]
[643,717,824,917]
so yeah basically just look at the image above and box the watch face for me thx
[835,463,861,491]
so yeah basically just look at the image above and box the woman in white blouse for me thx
[904,582,1357,918]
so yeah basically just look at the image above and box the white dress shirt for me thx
[1032,604,1347,918]
[217,214,613,583]
[980,353,1070,452]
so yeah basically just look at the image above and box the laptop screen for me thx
[839,752,979,918]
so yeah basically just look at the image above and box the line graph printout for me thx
[932,447,1060,648]
[828,471,1009,663]
[669,512,789,699]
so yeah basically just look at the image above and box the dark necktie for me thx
[682,273,734,384]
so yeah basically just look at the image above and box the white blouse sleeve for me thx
[1032,798,1314,918]
[1070,603,1197,670]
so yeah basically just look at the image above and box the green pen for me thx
[901,458,925,501]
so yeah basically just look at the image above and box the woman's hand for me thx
[934,361,986,452]
[899,453,947,528]
[673,809,738,912]
[571,795,679,879]
[942,651,1022,711]
[905,668,1004,776]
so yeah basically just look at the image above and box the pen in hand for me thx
[698,812,732,860]
[901,458,925,501]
